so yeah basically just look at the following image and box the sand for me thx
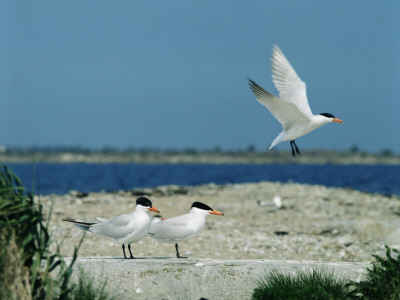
[42,181,400,262]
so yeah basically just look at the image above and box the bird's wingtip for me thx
[272,44,280,53]
[62,218,74,222]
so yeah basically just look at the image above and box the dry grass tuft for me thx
[0,231,31,300]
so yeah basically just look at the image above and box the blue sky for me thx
[1,1,399,153]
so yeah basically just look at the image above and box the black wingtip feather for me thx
[62,218,96,226]
[62,218,96,232]
[248,78,272,99]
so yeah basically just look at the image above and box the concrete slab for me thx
[64,257,370,300]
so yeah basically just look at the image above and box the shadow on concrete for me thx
[76,256,184,260]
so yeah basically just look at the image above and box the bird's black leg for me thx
[293,140,301,155]
[128,244,135,259]
[290,140,296,157]
[175,243,188,259]
[122,244,127,259]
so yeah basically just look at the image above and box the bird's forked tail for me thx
[62,218,96,232]
[269,131,284,149]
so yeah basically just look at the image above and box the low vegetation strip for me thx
[252,246,400,299]
[252,268,352,299]
[1,148,399,164]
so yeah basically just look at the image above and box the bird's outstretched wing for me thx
[271,45,313,117]
[248,79,309,129]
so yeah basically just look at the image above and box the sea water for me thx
[7,163,400,196]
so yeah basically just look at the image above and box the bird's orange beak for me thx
[209,210,224,216]
[333,118,344,124]
[148,206,160,213]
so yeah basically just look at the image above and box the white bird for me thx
[149,202,224,258]
[248,45,343,156]
[96,214,165,224]
[96,216,108,222]
[151,214,166,224]
[273,195,282,208]
[63,197,160,259]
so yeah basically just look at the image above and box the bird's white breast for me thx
[282,116,330,141]
[122,212,151,243]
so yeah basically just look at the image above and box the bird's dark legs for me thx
[293,140,301,155]
[290,140,295,156]
[122,244,137,259]
[128,244,135,259]
[175,243,188,259]
[290,140,301,157]
[122,244,127,259]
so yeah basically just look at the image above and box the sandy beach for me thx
[43,181,400,262]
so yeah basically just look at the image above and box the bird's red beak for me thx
[333,118,344,124]
[148,206,160,213]
[209,210,224,216]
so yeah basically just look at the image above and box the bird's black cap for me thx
[320,113,335,119]
[191,201,213,211]
[136,197,152,207]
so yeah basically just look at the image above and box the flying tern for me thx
[248,45,343,156]
[149,202,224,258]
[63,197,160,259]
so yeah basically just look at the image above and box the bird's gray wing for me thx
[90,213,137,240]
[150,214,195,241]
[249,78,309,130]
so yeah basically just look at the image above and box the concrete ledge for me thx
[65,257,370,300]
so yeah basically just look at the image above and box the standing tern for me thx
[63,197,160,259]
[96,214,165,224]
[248,45,343,156]
[151,214,166,224]
[149,202,224,258]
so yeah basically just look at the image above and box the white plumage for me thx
[89,207,151,244]
[249,45,343,156]
[149,202,224,258]
[63,197,159,259]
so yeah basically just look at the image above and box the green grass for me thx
[348,245,400,299]
[68,270,117,300]
[252,267,351,300]
[0,164,114,299]
[252,246,400,300]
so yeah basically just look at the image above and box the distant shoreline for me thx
[1,150,399,165]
